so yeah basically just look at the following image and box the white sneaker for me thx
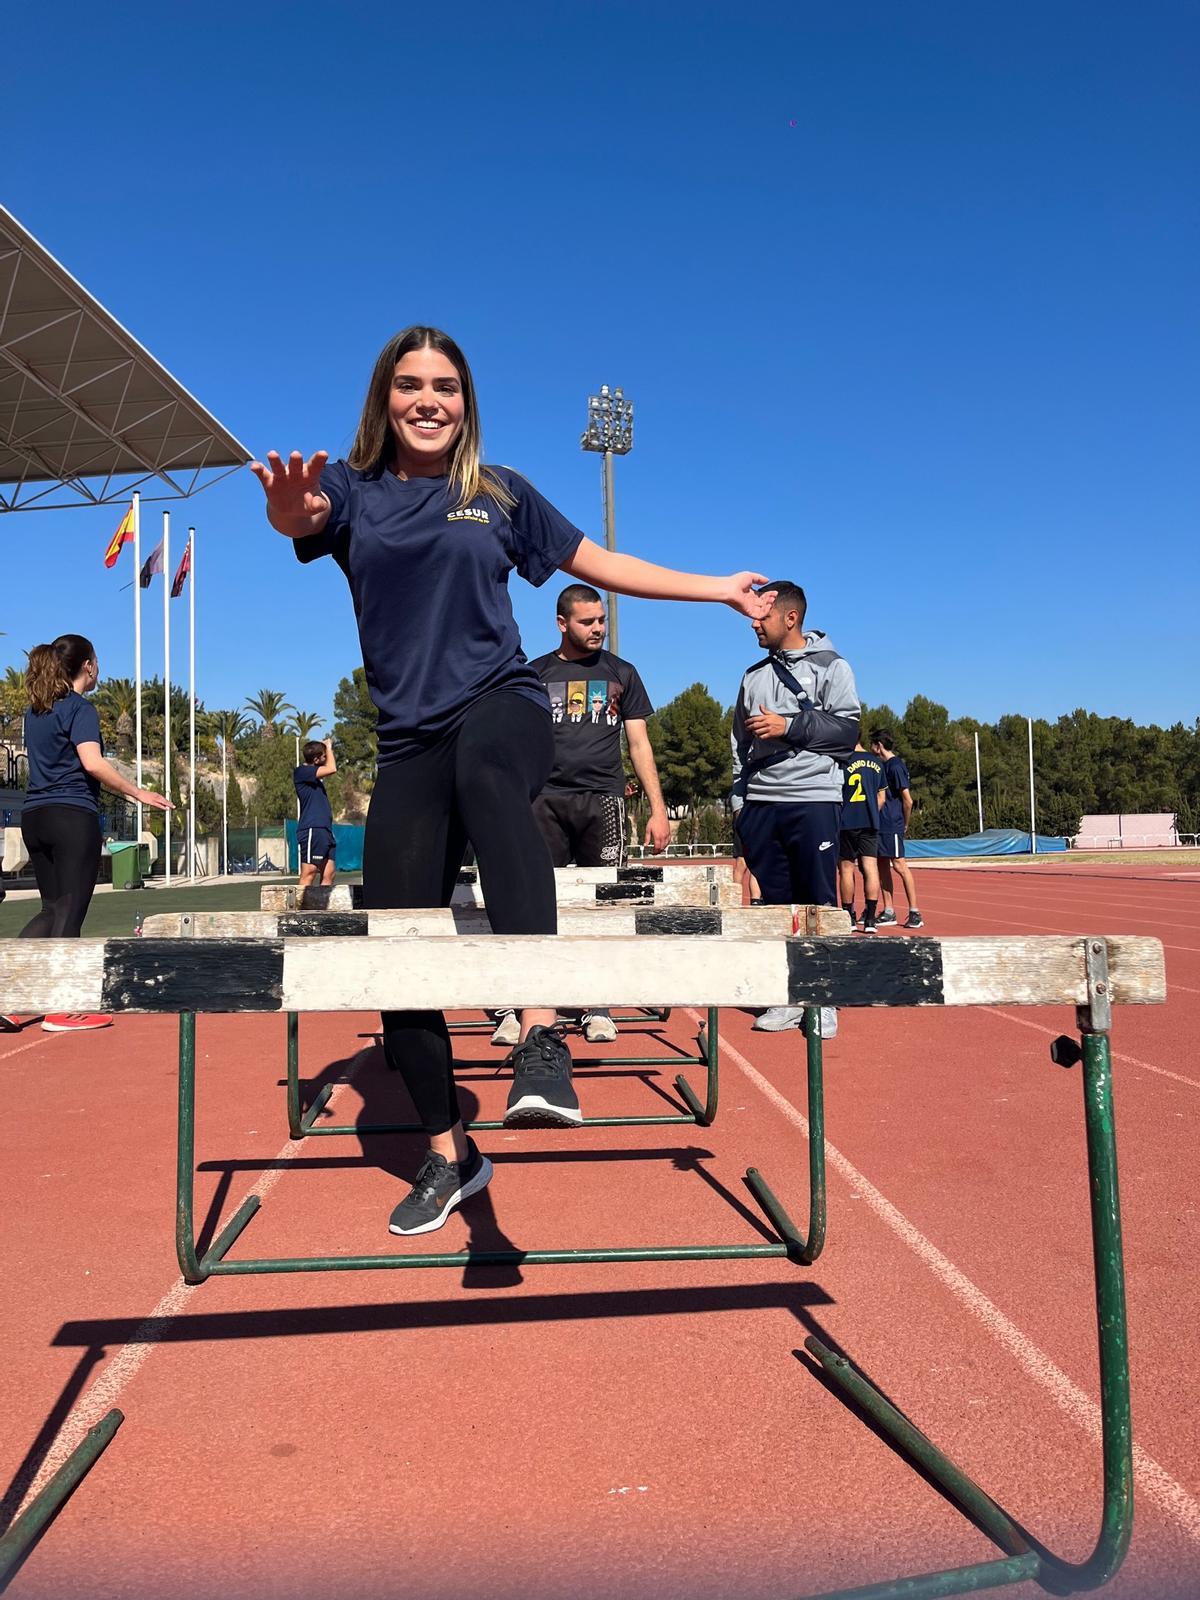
[819,1006,839,1039]
[752,1007,807,1032]
[489,1010,520,1047]
[582,1011,618,1043]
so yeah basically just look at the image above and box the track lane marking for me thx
[11,1044,374,1514]
[689,1011,1200,1545]
[977,1007,1200,1091]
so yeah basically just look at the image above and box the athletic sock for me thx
[864,899,877,919]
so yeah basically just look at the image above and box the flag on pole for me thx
[171,537,192,599]
[140,540,164,589]
[103,505,135,568]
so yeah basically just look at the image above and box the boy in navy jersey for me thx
[870,728,923,928]
[293,737,337,889]
[838,742,886,931]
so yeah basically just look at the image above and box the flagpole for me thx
[221,733,228,877]
[133,492,143,849]
[163,511,172,888]
[188,526,196,882]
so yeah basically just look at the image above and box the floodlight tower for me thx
[580,383,633,655]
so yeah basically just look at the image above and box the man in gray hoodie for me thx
[731,580,860,1031]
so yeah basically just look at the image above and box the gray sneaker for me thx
[490,1010,520,1047]
[876,908,897,926]
[582,1010,618,1043]
[753,1006,807,1032]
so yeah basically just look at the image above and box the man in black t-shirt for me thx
[530,584,670,871]
[491,583,671,1047]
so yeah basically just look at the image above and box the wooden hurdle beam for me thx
[142,904,851,940]
[261,868,740,913]
[138,905,853,1140]
[0,929,1166,1600]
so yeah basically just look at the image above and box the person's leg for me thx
[734,803,792,906]
[859,844,880,931]
[566,794,623,1037]
[454,696,582,1126]
[781,803,840,909]
[837,834,857,917]
[320,848,336,887]
[877,854,896,919]
[18,809,61,939]
[364,745,469,1160]
[532,795,573,868]
[892,848,921,923]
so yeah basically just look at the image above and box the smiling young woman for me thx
[251,325,775,1237]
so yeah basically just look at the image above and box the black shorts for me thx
[533,790,626,868]
[838,827,879,862]
[299,826,336,866]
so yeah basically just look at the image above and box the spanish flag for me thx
[103,504,135,568]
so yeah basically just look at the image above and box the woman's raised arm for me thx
[250,450,333,539]
[562,536,777,619]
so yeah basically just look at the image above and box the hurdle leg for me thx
[0,1412,123,1593]
[744,1005,827,1265]
[176,1012,260,1284]
[675,1006,720,1125]
[798,951,1132,1598]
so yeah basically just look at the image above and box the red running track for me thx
[1,863,1198,1598]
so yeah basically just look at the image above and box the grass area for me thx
[0,875,361,939]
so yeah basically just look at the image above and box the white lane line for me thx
[0,1033,57,1063]
[978,1006,1200,1091]
[688,1011,1200,1546]
[13,1047,372,1514]
[915,901,1200,957]
[921,885,1200,935]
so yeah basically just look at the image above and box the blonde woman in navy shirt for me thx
[252,325,774,1236]
[0,634,171,1037]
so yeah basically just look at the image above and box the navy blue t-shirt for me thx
[293,765,333,833]
[879,754,911,834]
[841,752,885,830]
[23,692,103,814]
[293,462,586,765]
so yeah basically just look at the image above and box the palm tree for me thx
[211,708,250,748]
[93,676,138,755]
[245,689,293,739]
[285,709,324,741]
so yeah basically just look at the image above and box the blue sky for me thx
[3,0,1197,730]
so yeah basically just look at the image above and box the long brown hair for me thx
[347,326,515,512]
[26,634,95,715]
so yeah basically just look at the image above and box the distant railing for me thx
[2,743,28,790]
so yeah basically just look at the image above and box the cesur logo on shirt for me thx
[447,507,490,524]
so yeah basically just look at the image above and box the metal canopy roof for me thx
[0,205,252,512]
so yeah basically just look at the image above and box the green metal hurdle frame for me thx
[0,1413,123,1595]
[174,942,1135,1600]
[178,1004,824,1279]
[285,1006,721,1140]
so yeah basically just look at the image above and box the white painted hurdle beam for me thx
[0,935,1166,1016]
[263,880,742,912]
[141,905,853,941]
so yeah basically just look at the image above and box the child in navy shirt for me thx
[293,738,337,889]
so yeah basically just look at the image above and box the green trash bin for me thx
[109,840,144,891]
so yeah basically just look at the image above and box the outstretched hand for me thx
[249,450,330,520]
[724,573,777,618]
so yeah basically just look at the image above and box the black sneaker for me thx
[0,1014,22,1033]
[861,913,878,934]
[876,908,897,926]
[903,911,924,929]
[388,1138,493,1236]
[504,1025,582,1126]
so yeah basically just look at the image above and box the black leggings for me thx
[20,805,102,939]
[364,693,556,1134]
